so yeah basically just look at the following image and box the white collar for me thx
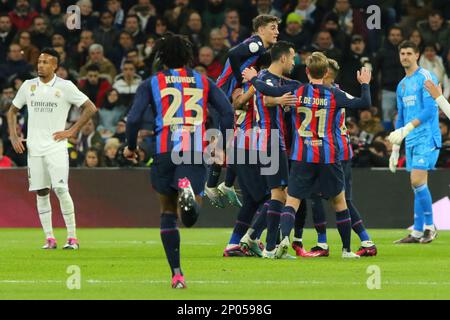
[38,75,57,87]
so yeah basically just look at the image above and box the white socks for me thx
[37,194,54,239]
[54,188,77,239]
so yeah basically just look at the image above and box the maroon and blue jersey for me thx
[249,78,371,164]
[234,82,257,150]
[216,35,266,98]
[126,68,234,154]
[336,108,354,161]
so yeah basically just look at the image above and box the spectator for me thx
[124,14,146,46]
[103,138,121,167]
[164,0,193,32]
[77,119,104,157]
[83,147,103,168]
[337,34,373,107]
[202,0,226,30]
[320,12,349,51]
[180,11,208,53]
[254,0,282,18]
[0,139,14,168]
[107,0,125,28]
[278,12,311,52]
[79,64,112,108]
[30,16,51,50]
[197,46,223,80]
[358,109,384,135]
[51,32,66,49]
[79,44,117,83]
[373,26,405,128]
[113,118,127,143]
[311,30,342,63]
[113,60,142,107]
[293,0,324,31]
[221,8,250,47]
[419,43,446,84]
[433,0,450,21]
[15,30,39,66]
[98,89,126,136]
[291,44,312,83]
[0,14,15,62]
[208,28,229,65]
[324,0,368,40]
[409,29,424,53]
[45,0,65,33]
[0,44,34,88]
[112,31,135,69]
[139,34,155,62]
[147,17,168,38]
[71,30,95,69]
[93,10,119,58]
[128,0,157,32]
[77,0,99,31]
[8,0,39,31]
[125,48,147,78]
[417,11,450,53]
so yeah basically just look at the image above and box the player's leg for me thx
[218,165,242,208]
[29,155,55,249]
[291,200,307,256]
[204,163,225,208]
[342,160,377,256]
[46,151,78,250]
[303,194,329,257]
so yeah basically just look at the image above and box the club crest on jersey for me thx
[30,84,36,96]
[55,90,61,98]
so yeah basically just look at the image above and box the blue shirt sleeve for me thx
[395,84,404,129]
[228,38,263,85]
[417,75,438,125]
[333,84,371,109]
[250,77,299,96]
[126,79,153,150]
[207,79,235,138]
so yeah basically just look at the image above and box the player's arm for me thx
[264,93,298,107]
[53,100,97,141]
[243,67,298,97]
[232,87,254,111]
[6,106,25,154]
[228,41,258,84]
[125,79,153,158]
[208,79,234,137]
[425,79,450,120]
[333,68,372,109]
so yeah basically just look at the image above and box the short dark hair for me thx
[86,64,100,73]
[388,25,403,36]
[270,41,295,62]
[398,40,419,53]
[252,14,281,32]
[41,47,60,66]
[429,10,444,19]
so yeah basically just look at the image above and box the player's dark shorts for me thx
[341,159,353,200]
[259,148,289,190]
[288,161,345,200]
[231,148,269,202]
[150,152,207,196]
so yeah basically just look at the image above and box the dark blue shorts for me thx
[259,149,289,190]
[288,161,345,200]
[150,153,207,196]
[341,160,352,200]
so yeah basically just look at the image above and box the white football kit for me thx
[12,75,88,191]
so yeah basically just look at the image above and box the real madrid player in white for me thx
[7,48,97,250]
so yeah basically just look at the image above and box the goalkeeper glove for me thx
[389,144,401,173]
[388,122,414,145]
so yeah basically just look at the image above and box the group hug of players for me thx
[125,14,380,289]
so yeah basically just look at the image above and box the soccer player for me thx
[238,41,299,259]
[243,52,372,258]
[389,41,441,244]
[205,14,280,208]
[7,48,97,250]
[124,35,234,288]
[300,59,377,257]
[424,80,450,120]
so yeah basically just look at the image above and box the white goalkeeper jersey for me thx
[12,75,88,157]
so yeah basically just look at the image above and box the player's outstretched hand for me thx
[10,136,25,154]
[53,129,74,142]
[276,93,298,107]
[242,67,258,83]
[357,67,371,84]
[424,80,443,99]
[389,144,400,173]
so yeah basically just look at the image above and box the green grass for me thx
[0,228,449,300]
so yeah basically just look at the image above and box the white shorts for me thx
[28,150,70,191]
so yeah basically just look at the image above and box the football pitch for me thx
[1,228,449,300]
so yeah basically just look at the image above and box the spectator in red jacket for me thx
[8,0,39,31]
[78,64,112,108]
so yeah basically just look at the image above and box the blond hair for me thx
[306,52,329,79]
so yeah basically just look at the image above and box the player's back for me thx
[396,67,441,148]
[290,83,343,164]
[149,67,210,154]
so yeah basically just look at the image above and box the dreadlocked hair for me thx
[147,33,194,72]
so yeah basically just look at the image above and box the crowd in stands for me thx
[1,0,450,169]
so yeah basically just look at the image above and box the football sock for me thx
[228,198,258,245]
[37,194,54,239]
[311,195,327,244]
[347,200,370,242]
[294,200,307,239]
[180,200,200,228]
[206,164,222,188]
[160,213,182,277]
[266,199,283,251]
[413,185,426,232]
[54,188,76,239]
[414,184,433,227]
[250,201,269,240]
[224,167,236,188]
[336,209,352,251]
[280,206,296,239]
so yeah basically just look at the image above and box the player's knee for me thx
[37,189,50,197]
[330,192,346,211]
[54,188,75,212]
